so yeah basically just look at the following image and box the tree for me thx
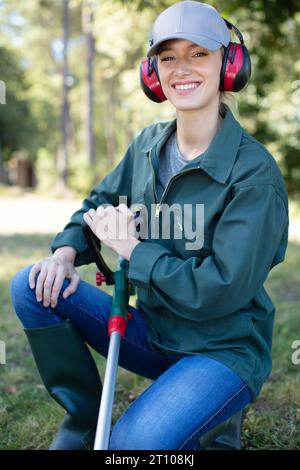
[1,0,299,193]
[57,0,72,189]
[82,0,95,167]
[0,45,37,183]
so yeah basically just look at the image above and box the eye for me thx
[160,51,207,61]
[160,56,174,62]
[193,51,207,57]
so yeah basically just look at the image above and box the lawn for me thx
[0,232,299,450]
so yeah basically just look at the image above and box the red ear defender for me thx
[139,56,167,103]
[219,20,251,92]
[139,19,251,102]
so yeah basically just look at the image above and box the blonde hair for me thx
[219,91,239,119]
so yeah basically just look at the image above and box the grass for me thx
[0,233,299,450]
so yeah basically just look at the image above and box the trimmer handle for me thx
[81,211,140,337]
[81,218,115,285]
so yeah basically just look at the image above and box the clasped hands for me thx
[83,203,141,261]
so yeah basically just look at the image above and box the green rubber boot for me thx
[200,410,244,450]
[24,319,102,450]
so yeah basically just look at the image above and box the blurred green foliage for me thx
[0,0,299,196]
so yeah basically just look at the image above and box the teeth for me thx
[175,83,199,90]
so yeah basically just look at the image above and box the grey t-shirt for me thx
[156,131,193,201]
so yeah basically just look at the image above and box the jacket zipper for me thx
[148,149,158,206]
[148,150,200,218]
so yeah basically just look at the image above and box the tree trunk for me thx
[104,75,118,169]
[57,0,71,190]
[0,142,9,184]
[82,0,95,167]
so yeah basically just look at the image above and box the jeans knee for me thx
[10,264,33,302]
[10,264,68,329]
[109,418,133,450]
[10,264,34,319]
[109,416,162,450]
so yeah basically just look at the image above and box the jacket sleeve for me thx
[128,183,289,322]
[50,143,134,267]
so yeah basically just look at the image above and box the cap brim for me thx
[147,33,222,57]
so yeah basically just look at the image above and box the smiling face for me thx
[156,38,223,112]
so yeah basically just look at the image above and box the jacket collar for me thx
[141,104,243,184]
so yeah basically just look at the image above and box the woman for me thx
[10,1,289,450]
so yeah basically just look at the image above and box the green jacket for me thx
[51,104,289,401]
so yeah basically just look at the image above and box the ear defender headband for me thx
[139,18,251,103]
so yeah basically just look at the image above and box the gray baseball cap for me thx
[147,1,231,57]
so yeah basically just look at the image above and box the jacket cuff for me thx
[50,228,99,267]
[51,229,87,253]
[128,241,172,289]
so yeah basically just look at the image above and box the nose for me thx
[174,58,193,77]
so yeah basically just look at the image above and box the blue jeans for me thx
[10,264,252,450]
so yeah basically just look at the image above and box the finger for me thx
[116,203,127,212]
[35,264,48,302]
[28,262,42,289]
[116,203,133,218]
[42,266,58,307]
[84,213,98,237]
[104,205,114,213]
[83,212,93,228]
[84,211,93,222]
[88,208,96,217]
[62,273,80,299]
[50,270,67,308]
[96,205,105,217]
